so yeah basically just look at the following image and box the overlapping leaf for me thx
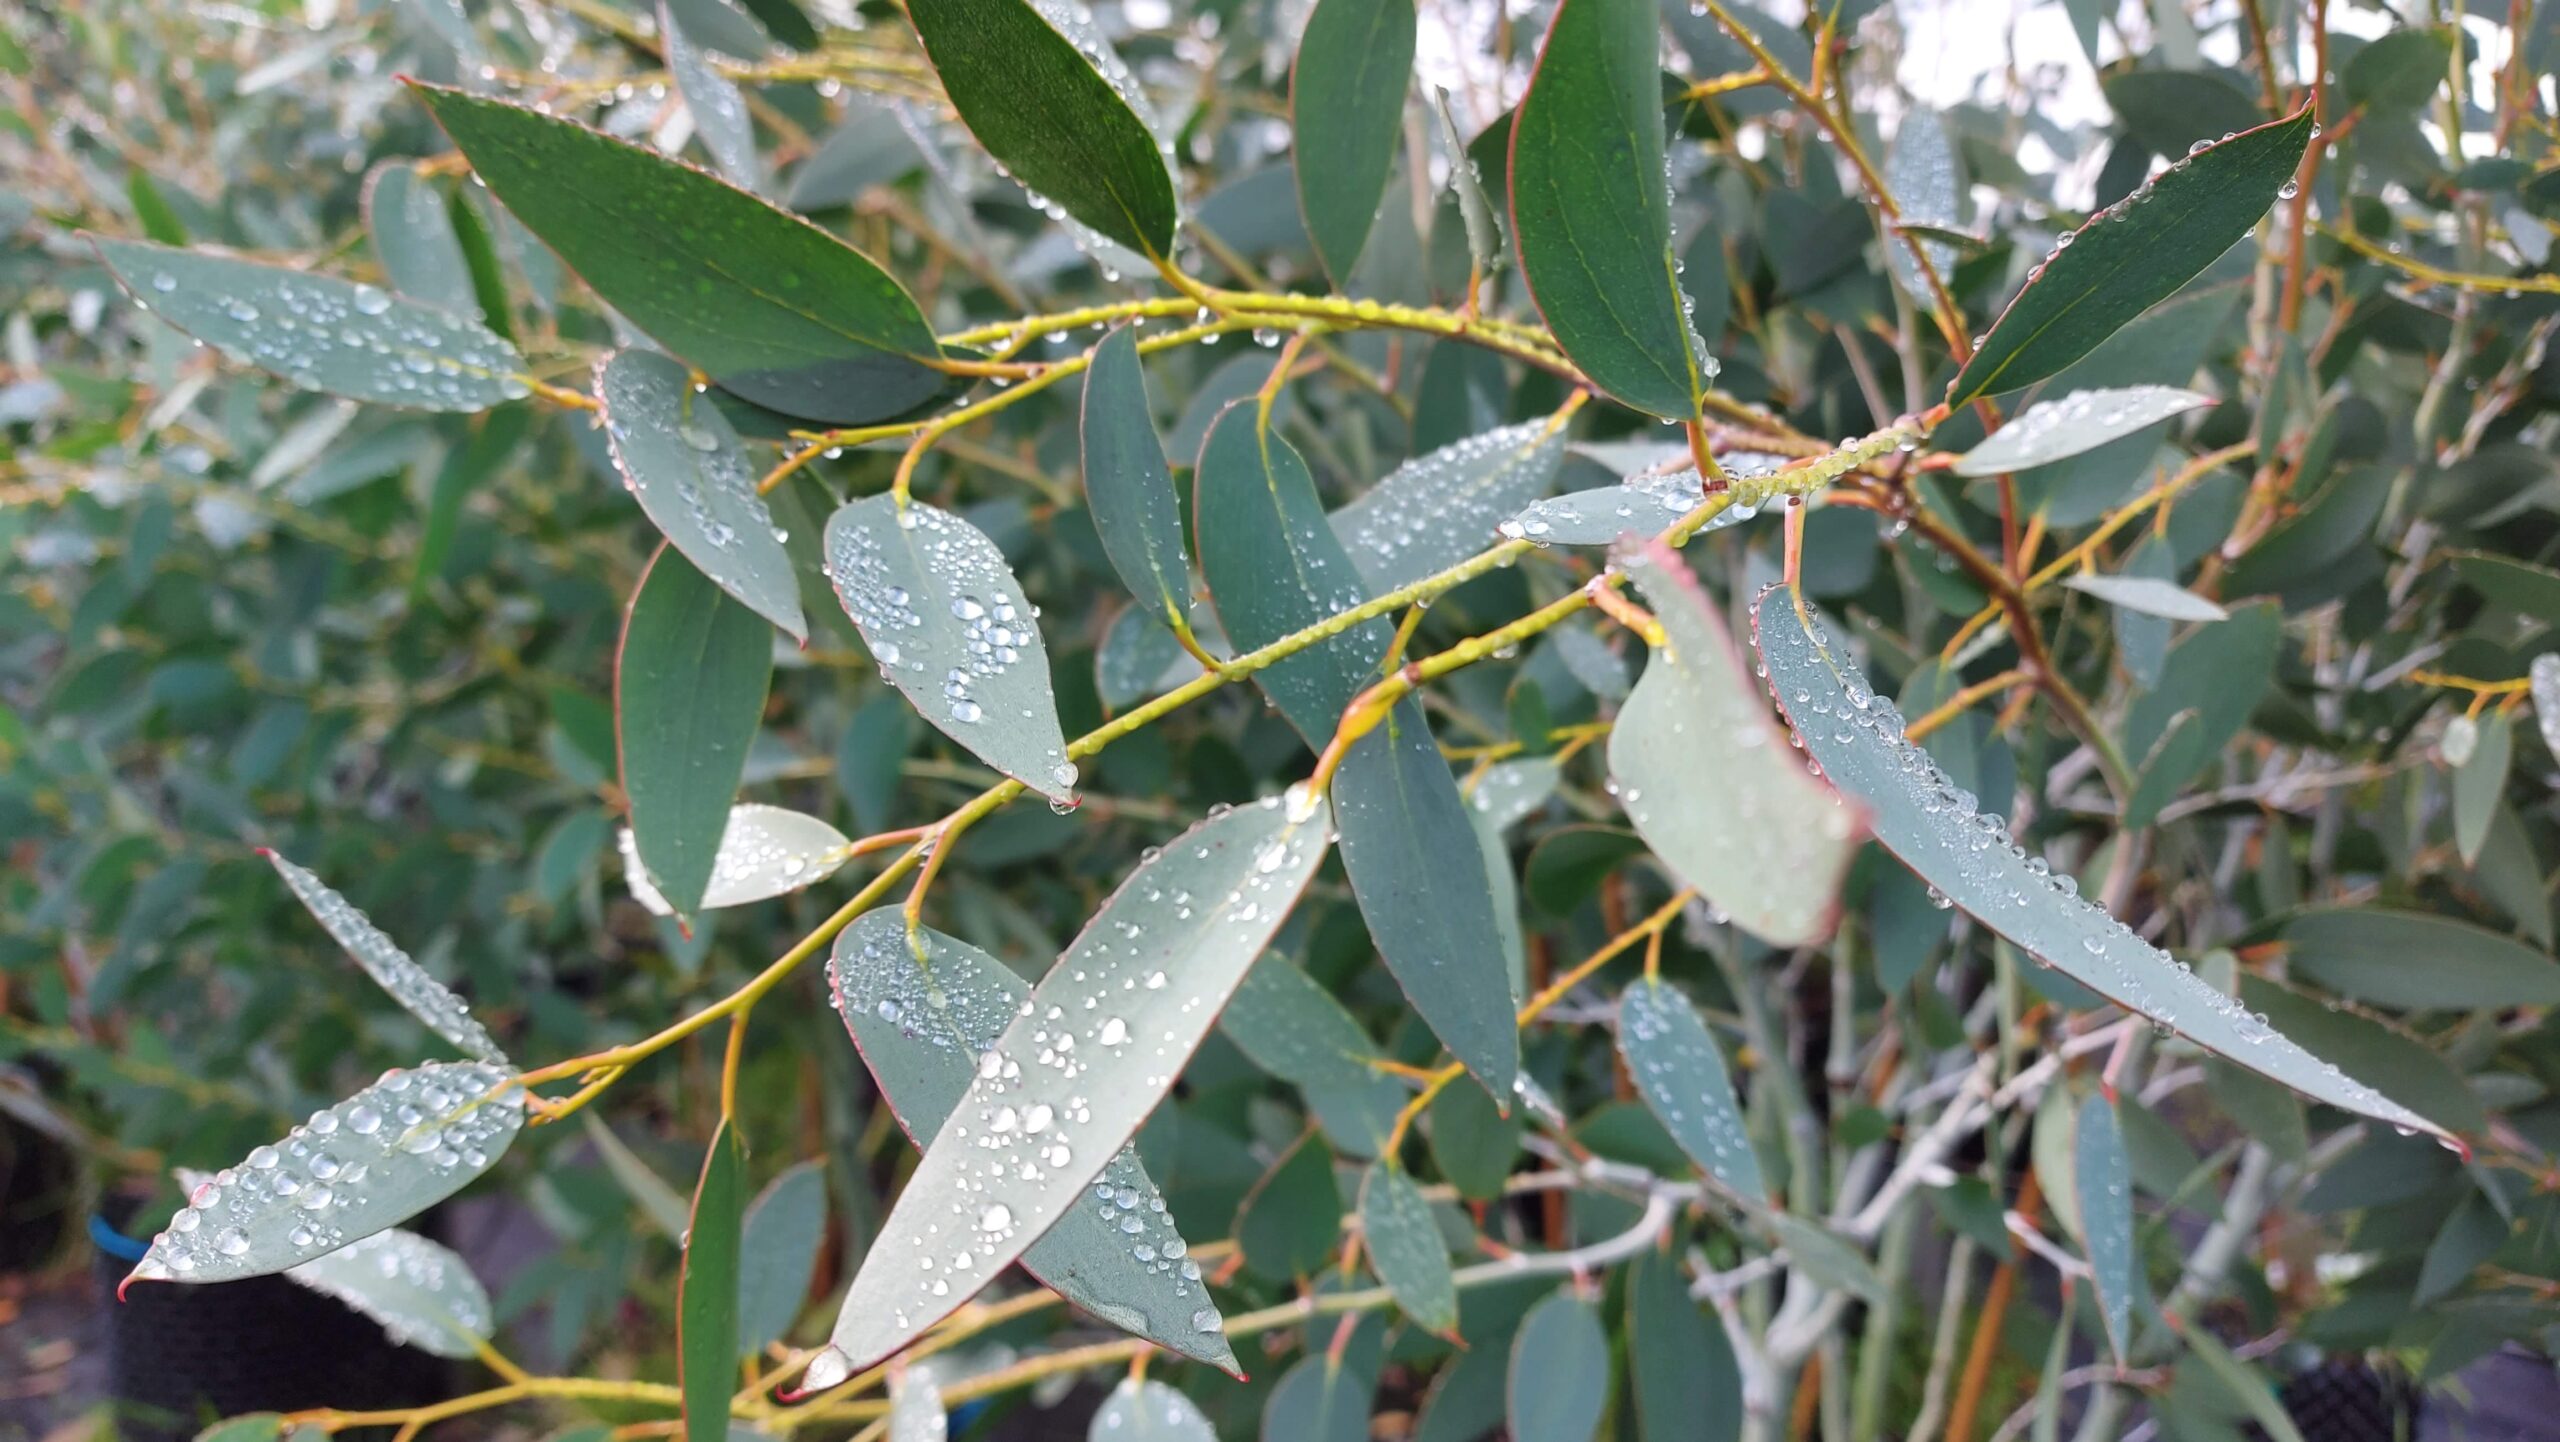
[1953,386,2214,476]
[619,804,852,917]
[1080,325,1192,630]
[283,1228,494,1359]
[1088,1378,1216,1441]
[263,851,507,1064]
[1509,1291,1608,1442]
[663,1,768,193]
[1503,454,1786,546]
[362,162,476,315]
[1332,419,1569,591]
[2075,1092,2134,1362]
[618,548,775,917]
[1222,952,1406,1155]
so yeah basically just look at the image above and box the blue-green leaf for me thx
[1081,325,1192,630]
[680,1120,744,1442]
[1332,419,1569,592]
[1507,1291,1608,1442]
[617,547,774,918]
[1291,0,1417,286]
[362,161,476,315]
[1360,1162,1456,1333]
[2074,1092,2134,1363]
[1618,978,1764,1200]
[262,850,507,1065]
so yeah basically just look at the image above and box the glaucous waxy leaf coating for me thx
[2075,1091,2135,1362]
[1508,1290,1609,1442]
[1331,419,1569,591]
[1088,1377,1217,1441]
[129,1061,524,1288]
[828,911,1241,1373]
[1359,1162,1457,1333]
[810,792,1328,1378]
[1079,325,1192,630]
[620,803,853,916]
[263,851,508,1065]
[93,237,527,412]
[1501,453,1786,547]
[1883,109,1963,302]
[283,1227,495,1358]
[361,161,477,316]
[1953,385,2213,476]
[598,348,806,640]
[1752,586,2453,1145]
[663,0,768,194]
[1609,541,1862,946]
[1290,0,1417,286]
[2059,572,2229,622]
[1617,978,1764,1200]
[1222,952,1405,1155]
[679,1120,743,1442]
[825,494,1077,803]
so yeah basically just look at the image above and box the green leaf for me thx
[1952,386,2215,476]
[1432,89,1505,276]
[412,84,946,424]
[1240,1128,1344,1280]
[2060,572,2228,622]
[735,1161,825,1355]
[2243,976,2485,1135]
[680,1120,744,1442]
[1626,1247,1740,1442]
[1332,419,1569,592]
[363,161,476,315]
[1948,109,2312,406]
[1752,590,2453,1144]
[2176,1324,2308,1442]
[1426,1073,1521,1201]
[128,1061,523,1288]
[1222,952,1406,1156]
[1612,541,1862,944]
[830,912,1242,1373]
[1089,1378,1218,1441]
[620,804,853,916]
[1884,110,1963,301]
[2101,69,2264,158]
[195,1418,285,1442]
[2452,709,2513,866]
[586,1115,696,1238]
[1468,757,1562,831]
[92,237,526,412]
[1081,325,1193,630]
[260,851,508,1064]
[126,167,188,245]
[664,0,769,193]
[1767,1213,1888,1304]
[1264,1350,1371,1442]
[1503,453,1784,547]
[599,348,807,639]
[1618,978,1765,1200]
[2283,906,2560,1009]
[285,1228,492,1358]
[1507,1291,1608,1442]
[2345,28,2457,113]
[1510,0,1711,420]
[1098,604,1206,711]
[1360,1163,1457,1332]
[2415,1190,2506,1304]
[825,494,1077,803]
[1291,0,1417,286]
[617,547,774,917]
[2075,1092,2134,1362]
[813,792,1330,1376]
[903,0,1180,257]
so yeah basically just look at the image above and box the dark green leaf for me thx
[2452,710,2512,866]
[599,348,806,639]
[1360,1162,1456,1332]
[363,161,476,315]
[1948,110,2312,405]
[616,547,774,917]
[2283,907,2560,1009]
[1618,978,1764,1200]
[1241,1130,1344,1280]
[2101,69,2264,158]
[2415,1191,2505,1304]
[93,237,526,411]
[413,84,946,424]
[2345,28,2457,113]
[1626,1247,1739,1442]
[735,1161,825,1354]
[1511,0,1712,420]
[1768,1213,1887,1303]
[1426,1074,1521,1201]
[1507,1290,1607,1442]
[1292,0,1417,286]
[2075,1092,2134,1362]
[1081,325,1193,630]
[680,1120,743,1442]
[2244,977,2485,1135]
[126,168,188,245]
[904,0,1180,256]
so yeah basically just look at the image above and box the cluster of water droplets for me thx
[600,358,774,558]
[131,1062,523,1286]
[1501,451,1788,547]
[1332,421,1565,590]
[284,1228,494,1358]
[265,852,506,1065]
[1955,385,2212,477]
[617,804,852,916]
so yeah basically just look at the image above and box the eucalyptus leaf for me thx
[2283,906,2560,1010]
[1507,1290,1608,1442]
[618,547,775,917]
[736,1161,826,1354]
[1089,1377,1218,1441]
[1081,325,1193,630]
[619,803,854,916]
[1222,952,1405,1156]
[1360,1163,1457,1332]
[2060,573,2229,622]
[1291,0,1416,285]
[680,1120,744,1442]
[1618,978,1764,1200]
[2075,1091,2134,1362]
[1953,386,2214,476]
[1332,419,1569,592]
[262,851,507,1065]
[283,1228,493,1358]
[1502,454,1786,546]
[362,162,476,315]
[664,0,768,193]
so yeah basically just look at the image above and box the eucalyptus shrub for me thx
[5,0,2559,1439]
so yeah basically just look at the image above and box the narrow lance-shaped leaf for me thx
[93,237,527,412]
[362,161,477,315]
[902,0,1181,257]
[283,1228,495,1359]
[1611,540,1863,945]
[1948,110,2313,405]
[1089,1377,1217,1442]
[1331,418,1569,592]
[618,547,775,917]
[412,85,948,424]
[1080,325,1193,630]
[128,1061,524,1289]
[2282,906,2560,1010]
[1952,386,2215,476]
[261,851,508,1065]
[1618,978,1765,1200]
[1883,109,1963,302]
[1627,1247,1742,1442]
[1291,0,1417,286]
[830,911,1242,1373]
[599,348,807,640]
[1752,588,2455,1146]
[2535,654,2560,760]
[2075,1091,2134,1363]
[679,1120,744,1442]
[1360,1163,1457,1333]
[663,0,769,193]
[1433,88,1504,274]
[622,805,853,917]
[1503,453,1788,547]
[807,792,1331,1380]
[1510,0,1712,421]
[825,494,1078,804]
[2060,573,2228,622]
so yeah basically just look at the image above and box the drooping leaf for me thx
[1884,109,1964,301]
[1948,110,2313,405]
[621,804,853,916]
[1360,1163,1456,1333]
[412,85,947,424]
[1952,386,2215,475]
[2060,572,2229,622]
[1617,978,1764,1200]
[2282,907,2560,1009]
[284,1228,493,1358]
[128,1061,524,1288]
[617,547,775,918]
[92,237,526,411]
[811,792,1329,1375]
[903,0,1180,257]
[1510,0,1711,421]
[1627,1247,1740,1442]
[825,494,1078,803]
[1291,0,1417,286]
[1612,540,1862,944]
[1332,419,1569,592]
[1222,952,1405,1156]
[830,911,1241,1372]
[664,0,769,193]
[1081,325,1193,630]
[598,348,806,639]
[1751,589,2452,1144]
[2415,1191,2506,1304]
[2075,1092,2134,1362]
[1432,88,1505,275]
[261,850,508,1065]
[1507,1291,1608,1442]
[1426,1072,1522,1202]
[680,1120,745,1442]
[2451,710,2513,867]
[735,1161,826,1354]
[362,161,476,315]
[1089,1377,1218,1441]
